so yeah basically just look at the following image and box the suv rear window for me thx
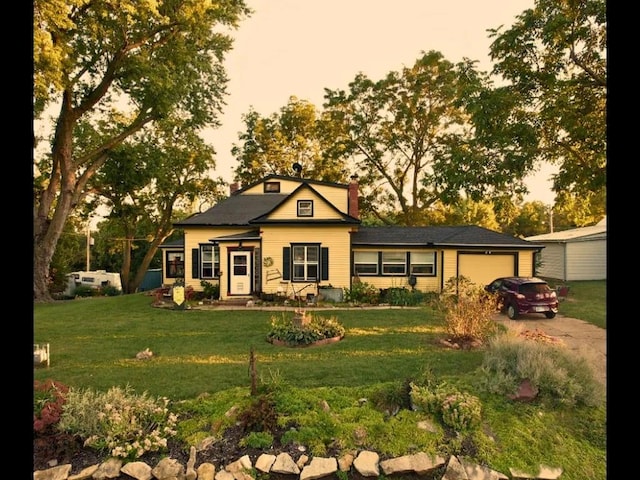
[519,283,549,294]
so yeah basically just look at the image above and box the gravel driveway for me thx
[494,312,607,386]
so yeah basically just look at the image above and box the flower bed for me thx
[266,309,345,347]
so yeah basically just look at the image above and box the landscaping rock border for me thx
[34,447,563,480]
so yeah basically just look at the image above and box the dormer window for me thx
[264,182,280,193]
[297,200,313,217]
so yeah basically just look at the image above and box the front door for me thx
[229,251,252,295]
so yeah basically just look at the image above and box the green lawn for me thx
[35,294,478,399]
[34,281,606,480]
[549,279,607,328]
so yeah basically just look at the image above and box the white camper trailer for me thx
[65,270,123,296]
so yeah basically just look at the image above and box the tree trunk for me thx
[121,237,133,294]
[34,191,75,302]
[127,230,172,294]
[34,99,79,303]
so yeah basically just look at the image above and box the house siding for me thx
[536,243,565,280]
[566,240,607,281]
[260,225,352,295]
[534,239,606,282]
[525,222,606,281]
[309,185,349,212]
[269,190,344,220]
[351,247,441,292]
[162,176,545,300]
[441,250,458,288]
[182,228,256,293]
[243,179,348,212]
[516,250,536,277]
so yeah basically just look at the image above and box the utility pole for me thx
[548,206,554,233]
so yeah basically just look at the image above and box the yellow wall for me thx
[170,224,538,300]
[441,250,458,288]
[242,179,348,212]
[181,227,254,292]
[260,225,352,296]
[268,190,344,220]
[516,250,535,277]
[351,248,441,293]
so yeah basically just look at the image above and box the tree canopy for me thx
[92,117,227,293]
[322,51,535,225]
[232,96,348,185]
[33,0,251,302]
[488,0,606,206]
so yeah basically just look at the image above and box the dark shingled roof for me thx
[351,226,542,249]
[174,194,288,226]
[158,238,184,248]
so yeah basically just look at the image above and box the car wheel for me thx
[544,311,556,319]
[507,304,518,320]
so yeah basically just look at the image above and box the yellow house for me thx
[160,175,543,301]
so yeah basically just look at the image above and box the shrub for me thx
[440,391,482,432]
[343,281,379,304]
[477,331,605,406]
[410,379,482,432]
[200,280,220,300]
[34,380,69,434]
[434,276,499,344]
[369,380,413,415]
[101,285,122,296]
[380,287,425,306]
[73,285,96,297]
[57,385,178,461]
[266,312,345,346]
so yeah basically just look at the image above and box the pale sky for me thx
[203,0,559,205]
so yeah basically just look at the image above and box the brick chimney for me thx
[348,174,359,219]
[229,182,240,195]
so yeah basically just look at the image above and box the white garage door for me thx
[458,253,515,287]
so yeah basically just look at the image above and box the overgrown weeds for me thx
[57,385,178,460]
[434,276,500,344]
[266,310,345,346]
[477,330,605,407]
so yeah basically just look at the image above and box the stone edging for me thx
[34,447,564,480]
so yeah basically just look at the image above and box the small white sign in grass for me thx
[34,343,50,368]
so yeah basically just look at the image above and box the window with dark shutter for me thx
[282,247,290,280]
[191,249,199,278]
[321,247,329,281]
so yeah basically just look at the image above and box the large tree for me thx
[323,51,537,226]
[232,96,348,186]
[487,0,606,210]
[92,117,227,293]
[33,0,251,302]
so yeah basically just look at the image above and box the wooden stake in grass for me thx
[249,346,257,396]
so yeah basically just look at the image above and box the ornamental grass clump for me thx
[435,276,500,345]
[266,311,345,346]
[57,384,178,461]
[478,331,605,407]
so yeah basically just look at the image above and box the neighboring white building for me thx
[64,270,123,296]
[525,217,607,281]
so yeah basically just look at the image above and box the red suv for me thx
[485,277,558,320]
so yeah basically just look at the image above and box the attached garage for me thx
[458,252,516,287]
